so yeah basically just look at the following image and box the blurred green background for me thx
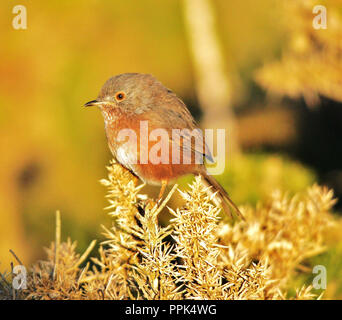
[1,0,342,297]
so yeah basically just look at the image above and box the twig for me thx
[9,249,23,266]
[153,184,178,217]
[10,262,15,300]
[77,262,90,284]
[67,240,97,272]
[52,210,61,280]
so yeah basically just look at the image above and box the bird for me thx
[84,73,243,219]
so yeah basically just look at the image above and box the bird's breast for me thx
[103,112,201,185]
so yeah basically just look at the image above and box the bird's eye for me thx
[115,92,126,101]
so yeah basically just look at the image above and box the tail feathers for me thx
[201,172,245,221]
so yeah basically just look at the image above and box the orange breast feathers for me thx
[105,114,202,184]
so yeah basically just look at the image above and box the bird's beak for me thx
[84,100,103,107]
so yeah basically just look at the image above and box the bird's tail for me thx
[200,171,245,221]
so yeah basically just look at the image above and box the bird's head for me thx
[84,73,169,122]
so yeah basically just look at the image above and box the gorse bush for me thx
[256,0,342,106]
[0,161,338,300]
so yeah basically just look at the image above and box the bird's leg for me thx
[157,180,168,204]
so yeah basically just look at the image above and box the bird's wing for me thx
[169,124,214,163]
[143,94,214,163]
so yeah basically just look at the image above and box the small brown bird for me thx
[85,73,243,219]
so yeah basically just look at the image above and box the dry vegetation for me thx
[0,161,339,300]
[256,0,342,106]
